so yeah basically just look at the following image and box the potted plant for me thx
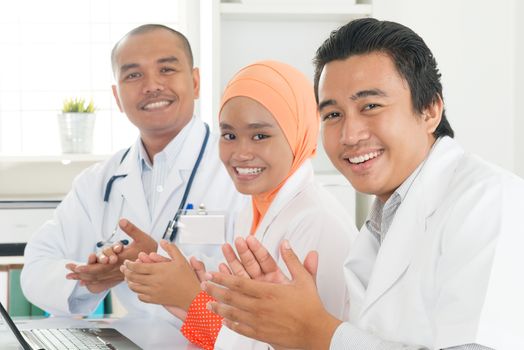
[57,98,96,153]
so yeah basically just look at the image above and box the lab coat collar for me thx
[152,117,207,222]
[111,142,151,227]
[347,137,465,317]
[107,117,208,226]
[252,161,315,241]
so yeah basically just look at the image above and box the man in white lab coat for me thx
[21,24,243,324]
[202,18,524,349]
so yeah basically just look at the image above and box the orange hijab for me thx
[219,60,319,234]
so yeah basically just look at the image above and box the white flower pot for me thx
[57,112,96,153]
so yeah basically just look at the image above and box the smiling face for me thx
[111,28,199,143]
[219,96,294,196]
[319,52,441,202]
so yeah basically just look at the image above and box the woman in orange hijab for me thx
[123,61,357,349]
[184,60,356,349]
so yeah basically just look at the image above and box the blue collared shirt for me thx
[137,116,196,216]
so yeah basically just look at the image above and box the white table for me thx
[0,315,200,349]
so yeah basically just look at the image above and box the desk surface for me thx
[0,315,200,349]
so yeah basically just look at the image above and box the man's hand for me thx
[65,219,158,294]
[96,219,158,264]
[121,240,201,312]
[66,253,123,293]
[203,240,342,350]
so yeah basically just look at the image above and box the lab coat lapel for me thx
[151,121,206,223]
[360,188,425,316]
[111,144,151,226]
[358,137,464,317]
[254,162,314,242]
[344,225,380,319]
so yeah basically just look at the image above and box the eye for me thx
[363,103,380,111]
[321,112,341,122]
[253,133,269,141]
[124,72,141,80]
[160,67,176,74]
[221,133,235,141]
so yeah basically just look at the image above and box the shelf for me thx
[221,2,372,20]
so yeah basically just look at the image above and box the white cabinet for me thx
[199,0,371,174]
[198,0,372,224]
[0,204,57,245]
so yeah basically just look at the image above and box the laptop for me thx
[0,301,141,349]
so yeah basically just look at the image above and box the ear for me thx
[422,94,443,134]
[192,67,200,100]
[112,85,123,112]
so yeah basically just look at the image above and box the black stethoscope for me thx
[96,123,210,248]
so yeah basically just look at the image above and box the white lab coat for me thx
[21,118,245,325]
[344,137,524,349]
[215,161,359,350]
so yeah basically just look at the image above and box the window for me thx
[0,0,191,155]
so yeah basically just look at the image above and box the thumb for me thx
[160,240,185,261]
[119,219,147,242]
[303,251,318,284]
[279,240,308,282]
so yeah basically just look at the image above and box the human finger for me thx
[279,240,310,282]
[137,252,154,263]
[204,273,266,299]
[218,263,232,275]
[66,272,80,280]
[149,252,171,263]
[303,251,319,284]
[122,266,153,284]
[159,240,185,261]
[222,242,250,278]
[87,254,98,265]
[74,263,114,275]
[202,280,258,311]
[245,235,280,275]
[65,263,78,272]
[234,238,262,279]
[119,219,148,242]
[123,259,154,275]
[189,256,208,282]
[112,243,125,254]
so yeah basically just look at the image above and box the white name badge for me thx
[177,212,226,245]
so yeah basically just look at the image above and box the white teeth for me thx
[144,100,170,110]
[236,167,263,175]
[348,151,382,164]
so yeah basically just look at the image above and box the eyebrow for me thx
[219,122,275,130]
[157,56,179,64]
[318,99,337,112]
[319,89,388,111]
[119,56,180,75]
[350,88,388,101]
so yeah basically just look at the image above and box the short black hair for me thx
[111,24,194,75]
[313,18,454,139]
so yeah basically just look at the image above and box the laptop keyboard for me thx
[28,328,113,350]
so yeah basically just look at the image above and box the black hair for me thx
[313,18,454,138]
[111,24,194,75]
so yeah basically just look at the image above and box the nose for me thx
[232,140,255,161]
[142,73,164,94]
[340,114,370,146]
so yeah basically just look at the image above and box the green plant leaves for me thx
[62,97,96,113]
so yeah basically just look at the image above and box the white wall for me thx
[373,0,516,172]
[515,0,524,177]
[220,18,350,173]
